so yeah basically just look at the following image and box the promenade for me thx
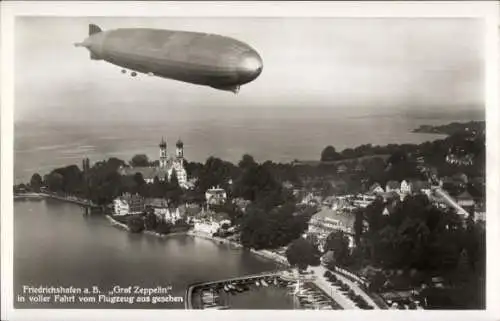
[14,192,100,208]
[310,265,379,309]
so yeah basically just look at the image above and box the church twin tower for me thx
[159,137,184,168]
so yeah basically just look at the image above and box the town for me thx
[14,121,486,310]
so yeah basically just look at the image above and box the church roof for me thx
[176,139,184,147]
[159,137,167,148]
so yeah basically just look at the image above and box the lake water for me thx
[14,199,293,309]
[14,107,483,184]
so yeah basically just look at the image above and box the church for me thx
[120,137,188,188]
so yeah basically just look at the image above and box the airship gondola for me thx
[75,24,263,93]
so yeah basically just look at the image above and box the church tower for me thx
[176,139,184,160]
[159,137,168,168]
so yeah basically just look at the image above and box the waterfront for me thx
[14,199,293,309]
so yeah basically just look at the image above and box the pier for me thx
[185,270,286,309]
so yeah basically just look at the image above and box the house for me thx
[307,208,355,249]
[145,198,169,221]
[113,193,145,216]
[352,194,376,208]
[205,186,227,206]
[369,183,384,195]
[400,180,411,194]
[193,221,221,235]
[456,191,475,208]
[337,164,348,174]
[386,180,400,193]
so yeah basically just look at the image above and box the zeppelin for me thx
[75,24,263,93]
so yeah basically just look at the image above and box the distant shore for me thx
[412,121,484,136]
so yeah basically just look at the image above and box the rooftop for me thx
[311,208,355,228]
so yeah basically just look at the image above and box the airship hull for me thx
[77,26,263,92]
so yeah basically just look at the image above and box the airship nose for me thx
[237,50,263,84]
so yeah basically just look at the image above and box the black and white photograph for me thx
[1,1,499,320]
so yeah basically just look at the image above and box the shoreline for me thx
[103,215,288,268]
[15,196,290,268]
[105,215,190,239]
[186,230,290,267]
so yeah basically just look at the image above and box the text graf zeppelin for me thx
[17,285,184,306]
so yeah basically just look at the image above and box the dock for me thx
[185,270,286,309]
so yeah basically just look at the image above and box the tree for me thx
[238,154,257,169]
[239,201,309,250]
[127,216,145,233]
[285,237,321,270]
[321,145,342,162]
[155,221,173,235]
[167,170,183,207]
[133,172,145,186]
[233,164,281,204]
[130,154,149,167]
[144,211,158,230]
[30,173,43,192]
[45,172,64,192]
[324,230,351,267]
[353,208,364,246]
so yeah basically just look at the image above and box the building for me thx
[145,198,182,222]
[456,191,475,208]
[446,153,474,166]
[400,180,411,195]
[386,180,400,193]
[307,208,355,249]
[369,183,385,195]
[205,186,227,206]
[193,221,221,235]
[337,164,348,174]
[120,138,188,188]
[113,193,145,216]
[352,194,376,208]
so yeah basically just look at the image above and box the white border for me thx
[1,1,499,321]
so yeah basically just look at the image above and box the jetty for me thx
[185,270,286,309]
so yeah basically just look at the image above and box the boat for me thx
[261,279,268,287]
[255,280,260,286]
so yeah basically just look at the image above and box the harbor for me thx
[186,270,342,310]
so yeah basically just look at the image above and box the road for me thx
[310,265,379,310]
[433,188,469,216]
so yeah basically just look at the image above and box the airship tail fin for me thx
[89,24,102,36]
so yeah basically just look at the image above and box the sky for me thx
[14,17,484,123]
